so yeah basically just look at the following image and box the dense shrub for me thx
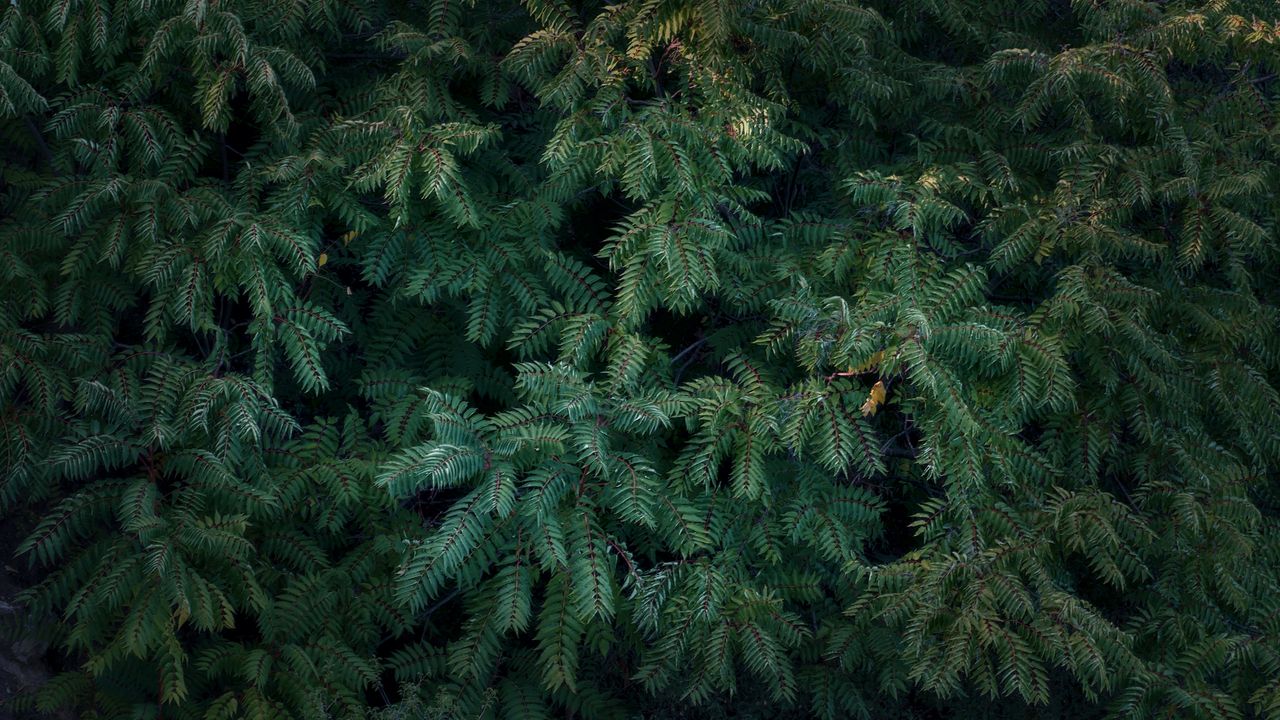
[2,1,1279,718]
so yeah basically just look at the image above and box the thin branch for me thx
[670,337,707,367]
[671,337,707,384]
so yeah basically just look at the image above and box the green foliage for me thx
[2,0,1280,719]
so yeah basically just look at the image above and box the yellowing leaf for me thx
[317,252,328,267]
[848,350,885,375]
[869,380,886,405]
[860,380,888,417]
[340,230,358,245]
